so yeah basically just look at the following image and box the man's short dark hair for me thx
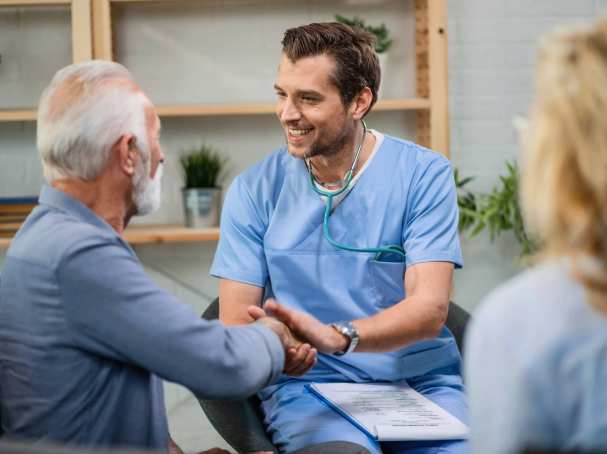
[281,22,380,116]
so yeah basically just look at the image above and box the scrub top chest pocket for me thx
[369,259,406,308]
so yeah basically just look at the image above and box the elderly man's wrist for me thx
[257,317,293,348]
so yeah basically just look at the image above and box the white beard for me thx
[133,160,162,216]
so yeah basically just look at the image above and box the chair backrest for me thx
[202,297,220,321]
[200,298,276,453]
[445,301,471,357]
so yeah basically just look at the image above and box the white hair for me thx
[133,159,163,216]
[37,60,150,182]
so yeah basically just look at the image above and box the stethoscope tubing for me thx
[305,121,406,260]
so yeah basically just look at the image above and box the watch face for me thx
[331,322,358,355]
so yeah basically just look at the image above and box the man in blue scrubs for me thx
[0,61,314,452]
[211,23,467,454]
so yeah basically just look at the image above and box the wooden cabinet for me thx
[0,0,449,247]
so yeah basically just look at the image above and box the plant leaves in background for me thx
[180,145,228,189]
[335,14,393,53]
[455,161,539,257]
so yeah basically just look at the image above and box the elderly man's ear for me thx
[114,134,138,176]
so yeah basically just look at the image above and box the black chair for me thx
[199,299,470,454]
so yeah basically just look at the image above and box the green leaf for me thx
[453,163,540,259]
[335,14,393,53]
[179,144,228,189]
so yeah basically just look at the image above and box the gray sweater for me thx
[0,185,284,451]
[465,260,607,454]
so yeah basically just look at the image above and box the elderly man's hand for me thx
[249,299,349,355]
[254,313,317,376]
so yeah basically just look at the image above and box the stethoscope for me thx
[304,120,406,261]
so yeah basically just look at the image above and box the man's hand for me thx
[249,299,349,355]
[254,314,317,376]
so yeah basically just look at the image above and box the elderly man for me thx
[0,61,315,452]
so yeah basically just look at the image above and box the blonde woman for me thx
[465,18,607,454]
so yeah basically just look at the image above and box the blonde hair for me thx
[522,18,607,310]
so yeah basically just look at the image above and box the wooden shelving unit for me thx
[90,0,448,154]
[0,98,432,122]
[0,225,220,249]
[0,109,37,122]
[124,225,220,245]
[0,0,70,5]
[0,0,93,60]
[0,0,449,246]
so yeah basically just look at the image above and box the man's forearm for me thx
[259,295,448,355]
[352,295,448,353]
[219,278,264,325]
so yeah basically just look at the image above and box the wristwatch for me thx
[330,321,360,356]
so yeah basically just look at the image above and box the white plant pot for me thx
[182,187,222,228]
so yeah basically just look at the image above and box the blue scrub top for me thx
[211,134,463,383]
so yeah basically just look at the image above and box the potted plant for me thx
[455,161,539,258]
[335,15,393,54]
[180,144,227,228]
[335,14,393,96]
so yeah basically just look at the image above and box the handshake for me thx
[249,299,351,377]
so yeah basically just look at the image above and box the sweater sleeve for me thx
[57,235,284,399]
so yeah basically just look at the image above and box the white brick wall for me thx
[1,1,605,316]
[1,3,607,450]
[449,0,603,310]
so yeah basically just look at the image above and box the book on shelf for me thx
[0,222,22,230]
[0,196,38,216]
[0,222,22,236]
[0,214,30,223]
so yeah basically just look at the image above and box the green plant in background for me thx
[180,145,228,189]
[455,161,539,257]
[453,168,478,234]
[335,15,393,53]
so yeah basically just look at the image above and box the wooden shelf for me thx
[0,110,38,122]
[0,98,431,122]
[157,98,431,117]
[124,224,220,245]
[0,0,70,5]
[0,224,220,249]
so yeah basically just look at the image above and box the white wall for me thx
[448,0,605,308]
[2,0,605,309]
[1,1,607,451]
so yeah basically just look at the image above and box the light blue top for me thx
[211,134,463,384]
[0,185,284,450]
[465,260,607,454]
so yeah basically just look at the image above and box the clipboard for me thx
[307,381,469,441]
